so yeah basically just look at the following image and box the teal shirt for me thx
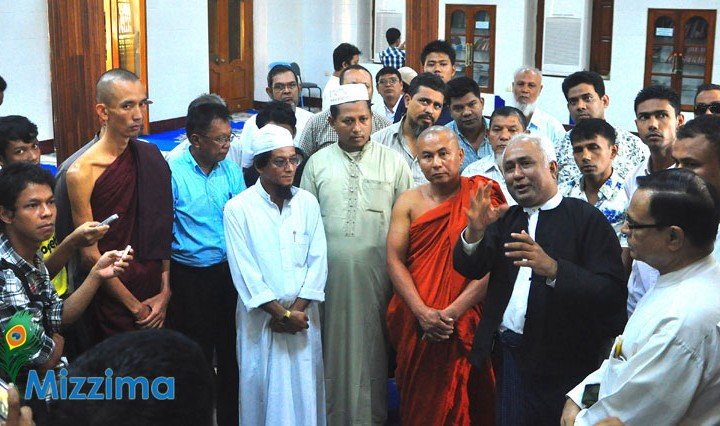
[170,147,245,266]
[446,117,493,172]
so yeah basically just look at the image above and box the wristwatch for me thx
[281,310,292,323]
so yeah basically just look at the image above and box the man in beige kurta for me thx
[301,84,412,425]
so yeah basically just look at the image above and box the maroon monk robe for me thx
[88,140,172,339]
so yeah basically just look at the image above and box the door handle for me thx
[465,43,472,67]
[214,57,227,64]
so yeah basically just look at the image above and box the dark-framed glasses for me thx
[272,82,298,92]
[271,155,302,168]
[200,133,234,146]
[623,218,669,230]
[694,102,720,115]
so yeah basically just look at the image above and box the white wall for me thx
[0,1,54,141]
[253,0,374,101]
[146,1,209,121]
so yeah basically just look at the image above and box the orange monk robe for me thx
[387,175,505,426]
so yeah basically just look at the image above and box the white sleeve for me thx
[224,202,277,310]
[572,331,704,426]
[297,200,327,302]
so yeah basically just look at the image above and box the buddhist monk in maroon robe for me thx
[67,69,172,342]
[387,126,505,425]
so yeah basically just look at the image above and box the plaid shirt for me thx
[299,110,391,157]
[380,46,406,69]
[0,233,63,366]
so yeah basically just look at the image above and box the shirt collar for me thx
[0,233,41,273]
[253,180,298,207]
[523,190,562,215]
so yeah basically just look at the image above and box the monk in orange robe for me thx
[387,126,506,425]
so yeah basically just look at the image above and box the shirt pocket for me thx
[362,179,393,213]
[292,233,310,267]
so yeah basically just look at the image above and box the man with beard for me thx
[301,84,412,425]
[225,124,328,425]
[462,106,528,205]
[445,76,493,172]
[166,100,245,425]
[372,72,447,187]
[299,65,391,157]
[67,69,173,341]
[624,85,684,315]
[512,67,566,144]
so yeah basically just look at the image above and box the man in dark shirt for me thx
[453,134,627,426]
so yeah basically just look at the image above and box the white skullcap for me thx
[241,124,294,167]
[398,67,418,86]
[326,84,369,106]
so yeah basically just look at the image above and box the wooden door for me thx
[445,5,496,92]
[209,0,254,112]
[644,9,716,111]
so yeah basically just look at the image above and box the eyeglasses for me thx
[199,133,234,146]
[378,77,400,86]
[272,82,298,92]
[694,102,720,115]
[623,218,669,230]
[270,156,302,168]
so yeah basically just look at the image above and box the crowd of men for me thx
[0,36,719,426]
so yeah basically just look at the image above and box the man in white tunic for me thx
[561,169,720,426]
[301,84,412,425]
[224,124,328,425]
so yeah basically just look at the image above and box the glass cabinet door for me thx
[472,11,491,89]
[680,15,710,106]
[448,10,466,79]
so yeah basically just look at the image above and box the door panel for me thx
[209,0,253,112]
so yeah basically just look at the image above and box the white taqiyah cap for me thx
[242,124,294,167]
[398,67,418,86]
[326,84,369,106]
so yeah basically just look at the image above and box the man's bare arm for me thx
[386,191,453,339]
[136,259,171,329]
[66,162,147,319]
[45,222,108,278]
[440,275,489,321]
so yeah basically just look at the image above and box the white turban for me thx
[241,124,294,167]
[326,83,369,106]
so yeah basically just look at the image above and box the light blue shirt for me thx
[170,147,246,266]
[445,118,493,172]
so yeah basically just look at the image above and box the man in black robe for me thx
[453,134,627,426]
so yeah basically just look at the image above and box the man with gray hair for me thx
[453,134,627,425]
[512,66,566,144]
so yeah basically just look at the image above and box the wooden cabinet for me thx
[644,9,716,111]
[445,5,496,92]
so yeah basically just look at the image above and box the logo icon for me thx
[0,311,42,383]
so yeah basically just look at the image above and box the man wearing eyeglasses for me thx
[562,168,720,426]
[66,69,173,342]
[372,67,404,122]
[555,71,648,187]
[234,65,313,166]
[225,124,328,425]
[166,99,245,426]
[694,83,720,116]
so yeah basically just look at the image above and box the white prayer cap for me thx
[326,84,369,106]
[398,67,418,86]
[242,124,294,167]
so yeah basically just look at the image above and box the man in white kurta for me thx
[225,124,328,425]
[301,84,412,425]
[562,169,720,426]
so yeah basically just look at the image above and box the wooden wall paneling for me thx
[590,0,614,76]
[405,0,439,70]
[48,0,106,164]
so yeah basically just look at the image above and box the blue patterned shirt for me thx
[0,233,63,366]
[380,46,406,69]
[560,170,629,242]
[446,118,493,172]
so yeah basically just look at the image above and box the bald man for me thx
[67,69,172,342]
[386,126,504,425]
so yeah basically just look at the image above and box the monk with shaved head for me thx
[386,125,505,424]
[66,69,172,343]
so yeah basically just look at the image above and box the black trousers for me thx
[167,260,238,426]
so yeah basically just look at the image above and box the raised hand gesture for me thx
[465,181,509,243]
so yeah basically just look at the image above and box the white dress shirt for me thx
[461,190,563,334]
[461,155,516,206]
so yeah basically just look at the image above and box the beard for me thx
[409,114,433,138]
[278,184,294,200]
[516,100,536,118]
